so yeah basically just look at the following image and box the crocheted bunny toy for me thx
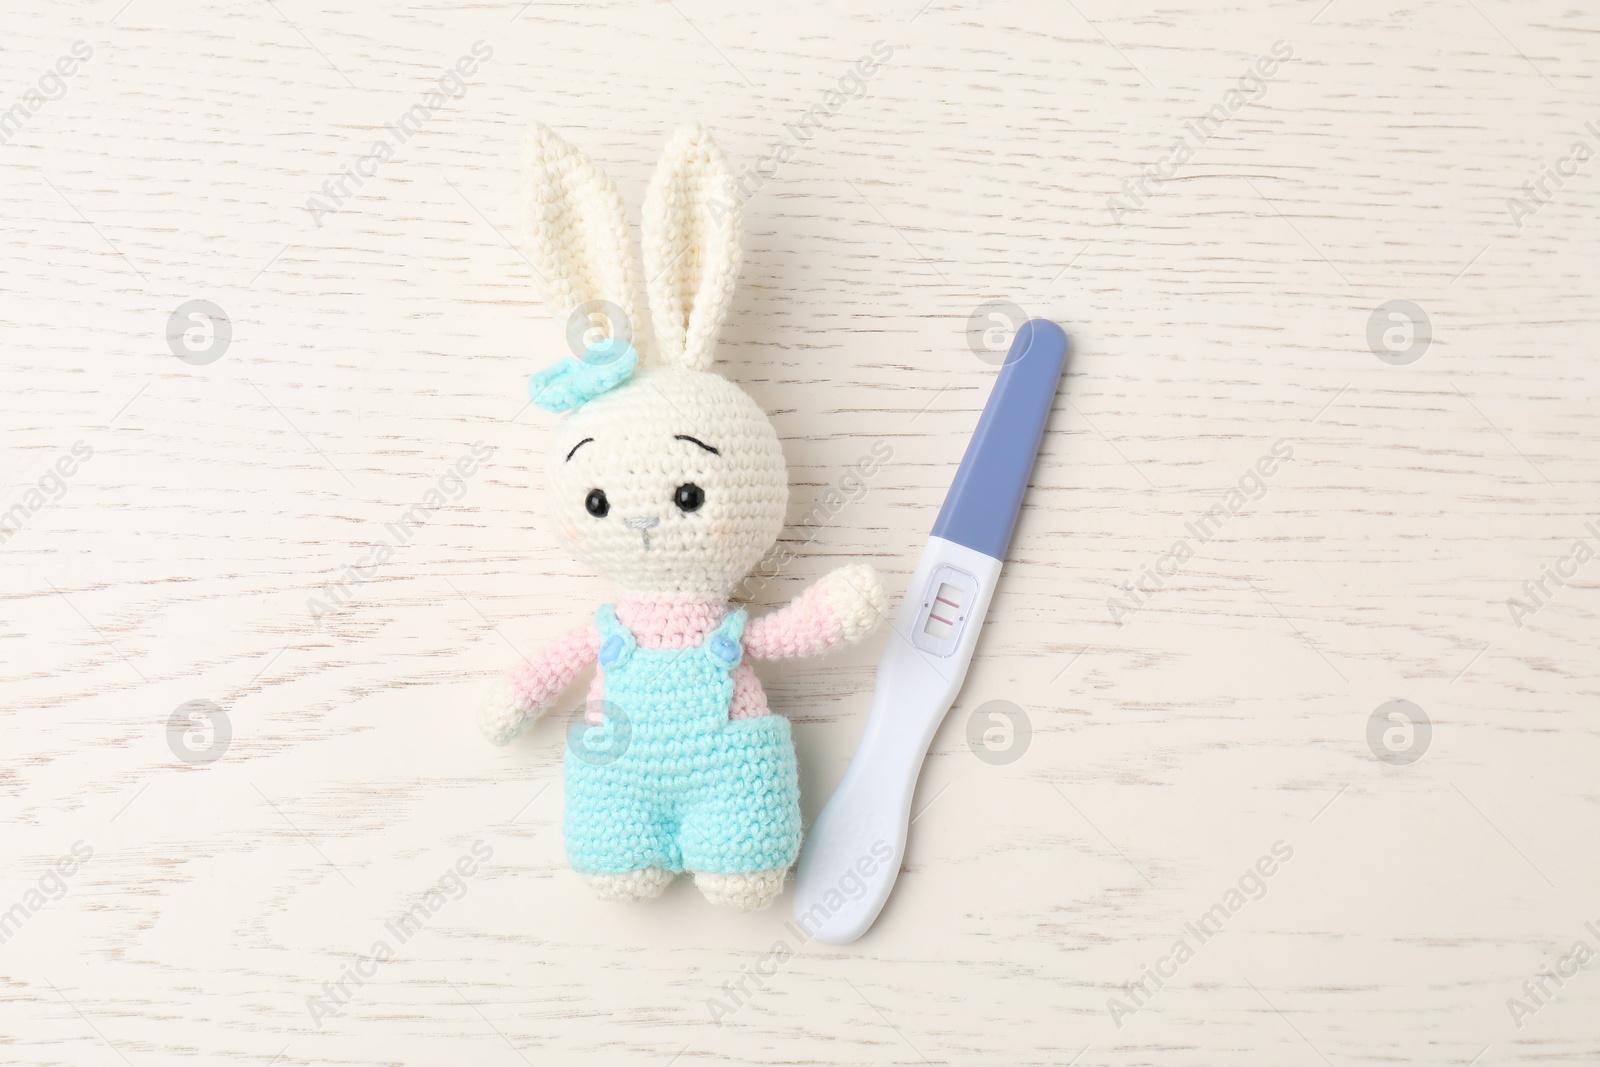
[480,123,888,911]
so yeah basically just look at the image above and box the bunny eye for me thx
[673,484,704,513]
[585,489,609,517]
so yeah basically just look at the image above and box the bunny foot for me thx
[586,867,675,902]
[694,868,788,911]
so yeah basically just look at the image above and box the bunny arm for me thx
[745,563,888,661]
[480,623,600,746]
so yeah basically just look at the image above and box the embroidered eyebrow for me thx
[565,438,594,462]
[673,434,720,456]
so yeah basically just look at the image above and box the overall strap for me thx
[594,604,637,669]
[702,607,747,671]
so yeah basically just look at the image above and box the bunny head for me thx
[523,123,787,599]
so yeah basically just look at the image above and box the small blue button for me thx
[599,635,625,666]
[708,634,739,665]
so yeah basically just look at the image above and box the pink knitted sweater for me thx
[507,581,851,723]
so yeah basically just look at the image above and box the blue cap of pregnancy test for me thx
[930,319,1069,562]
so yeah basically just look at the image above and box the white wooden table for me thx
[4,1,1598,1063]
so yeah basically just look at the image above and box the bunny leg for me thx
[693,868,788,911]
[585,867,676,902]
[677,713,801,911]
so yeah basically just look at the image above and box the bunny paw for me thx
[694,868,788,911]
[821,563,889,644]
[479,681,535,747]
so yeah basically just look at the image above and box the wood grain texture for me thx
[3,0,1599,1063]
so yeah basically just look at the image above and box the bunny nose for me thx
[623,515,660,548]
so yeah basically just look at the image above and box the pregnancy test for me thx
[793,318,1069,944]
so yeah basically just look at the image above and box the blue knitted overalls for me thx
[563,604,802,875]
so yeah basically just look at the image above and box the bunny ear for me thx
[641,124,743,372]
[522,123,639,351]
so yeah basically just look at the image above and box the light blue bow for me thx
[528,337,639,413]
